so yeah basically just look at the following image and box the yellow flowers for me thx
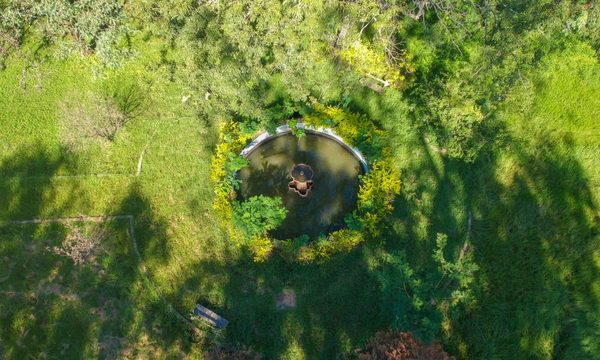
[304,103,380,148]
[213,190,233,220]
[297,229,364,263]
[210,121,253,185]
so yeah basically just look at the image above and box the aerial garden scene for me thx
[0,1,599,359]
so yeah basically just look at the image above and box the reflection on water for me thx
[238,133,364,239]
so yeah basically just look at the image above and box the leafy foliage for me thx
[180,1,341,128]
[433,233,479,307]
[3,0,600,357]
[339,40,410,89]
[356,159,402,236]
[368,234,478,342]
[210,121,252,221]
[297,229,364,263]
[0,0,133,67]
[303,104,384,157]
[248,235,274,263]
[368,249,439,339]
[233,195,287,239]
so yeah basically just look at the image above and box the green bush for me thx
[432,233,479,307]
[248,235,274,263]
[0,0,133,67]
[355,159,402,236]
[297,229,364,263]
[233,195,287,239]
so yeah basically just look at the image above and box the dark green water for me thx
[238,132,364,239]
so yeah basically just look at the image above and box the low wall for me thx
[240,123,369,173]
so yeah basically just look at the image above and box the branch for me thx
[365,73,390,87]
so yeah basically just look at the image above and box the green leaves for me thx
[233,195,287,239]
[0,0,132,67]
[433,233,479,307]
[225,152,249,173]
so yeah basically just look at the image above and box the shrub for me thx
[339,40,410,89]
[248,235,274,263]
[356,159,402,236]
[0,28,18,68]
[210,121,253,220]
[357,331,453,360]
[59,92,129,151]
[433,233,479,307]
[233,195,287,238]
[1,0,133,67]
[303,104,385,157]
[428,80,486,162]
[297,229,364,263]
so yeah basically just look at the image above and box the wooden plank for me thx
[193,305,229,329]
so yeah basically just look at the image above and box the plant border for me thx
[211,105,402,263]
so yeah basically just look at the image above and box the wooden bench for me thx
[193,304,229,329]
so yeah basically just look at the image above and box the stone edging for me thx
[240,123,369,173]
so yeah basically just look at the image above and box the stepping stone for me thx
[276,288,296,311]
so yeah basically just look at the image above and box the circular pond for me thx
[238,130,366,239]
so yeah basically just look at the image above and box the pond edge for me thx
[240,123,369,173]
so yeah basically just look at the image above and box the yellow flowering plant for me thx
[212,109,401,263]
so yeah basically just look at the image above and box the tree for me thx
[358,331,453,360]
[180,1,341,128]
[0,0,132,67]
[180,1,418,127]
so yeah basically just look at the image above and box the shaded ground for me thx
[0,221,186,359]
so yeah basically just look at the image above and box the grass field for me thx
[375,43,600,358]
[1,29,599,360]
[0,220,191,358]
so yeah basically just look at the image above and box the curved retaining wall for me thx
[240,123,369,173]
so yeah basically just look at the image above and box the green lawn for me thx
[360,42,600,359]
[0,221,190,358]
[1,30,599,360]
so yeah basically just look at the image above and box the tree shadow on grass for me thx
[382,120,599,358]
[0,147,70,219]
[347,88,599,358]
[446,131,600,359]
[0,148,194,358]
[107,184,195,357]
[173,245,386,359]
[157,105,600,359]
